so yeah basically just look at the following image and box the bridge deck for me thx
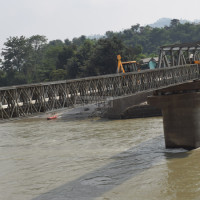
[0,64,199,119]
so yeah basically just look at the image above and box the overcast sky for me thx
[0,0,200,49]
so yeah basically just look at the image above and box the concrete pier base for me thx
[103,91,153,119]
[148,91,200,149]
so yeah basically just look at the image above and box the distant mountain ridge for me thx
[149,18,200,28]
[87,18,200,39]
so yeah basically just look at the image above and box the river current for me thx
[0,111,200,200]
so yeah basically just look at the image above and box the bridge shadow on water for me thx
[33,135,189,200]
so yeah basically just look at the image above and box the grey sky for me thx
[0,0,200,49]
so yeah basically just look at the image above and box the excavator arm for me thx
[117,55,125,73]
[117,55,138,73]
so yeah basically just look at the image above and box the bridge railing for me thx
[0,64,199,119]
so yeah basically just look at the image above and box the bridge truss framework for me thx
[158,41,200,68]
[0,64,199,119]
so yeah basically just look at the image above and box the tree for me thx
[72,35,86,46]
[41,42,64,81]
[0,69,6,86]
[56,46,75,70]
[75,39,95,77]
[105,31,115,38]
[88,36,128,75]
[170,19,180,28]
[131,24,140,32]
[64,39,71,46]
[1,36,29,72]
[50,69,67,81]
[26,35,47,82]
[1,35,48,84]
[66,57,81,78]
[29,35,47,52]
[49,39,63,46]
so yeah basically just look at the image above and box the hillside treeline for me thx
[0,19,200,86]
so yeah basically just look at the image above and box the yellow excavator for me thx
[117,55,138,73]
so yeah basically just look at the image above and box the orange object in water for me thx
[47,115,57,120]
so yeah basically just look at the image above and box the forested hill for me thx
[0,19,200,86]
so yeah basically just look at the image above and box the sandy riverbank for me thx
[40,103,103,120]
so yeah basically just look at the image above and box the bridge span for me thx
[0,64,199,119]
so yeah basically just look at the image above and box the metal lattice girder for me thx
[158,41,200,68]
[0,64,199,119]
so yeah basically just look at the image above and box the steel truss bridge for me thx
[158,41,200,68]
[0,64,199,119]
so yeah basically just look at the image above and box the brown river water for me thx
[0,108,200,200]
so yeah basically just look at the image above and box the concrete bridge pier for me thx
[148,83,200,149]
[103,91,153,119]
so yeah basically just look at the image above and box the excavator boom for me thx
[117,55,137,73]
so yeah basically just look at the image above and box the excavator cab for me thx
[117,55,138,73]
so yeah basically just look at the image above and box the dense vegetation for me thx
[0,19,200,86]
